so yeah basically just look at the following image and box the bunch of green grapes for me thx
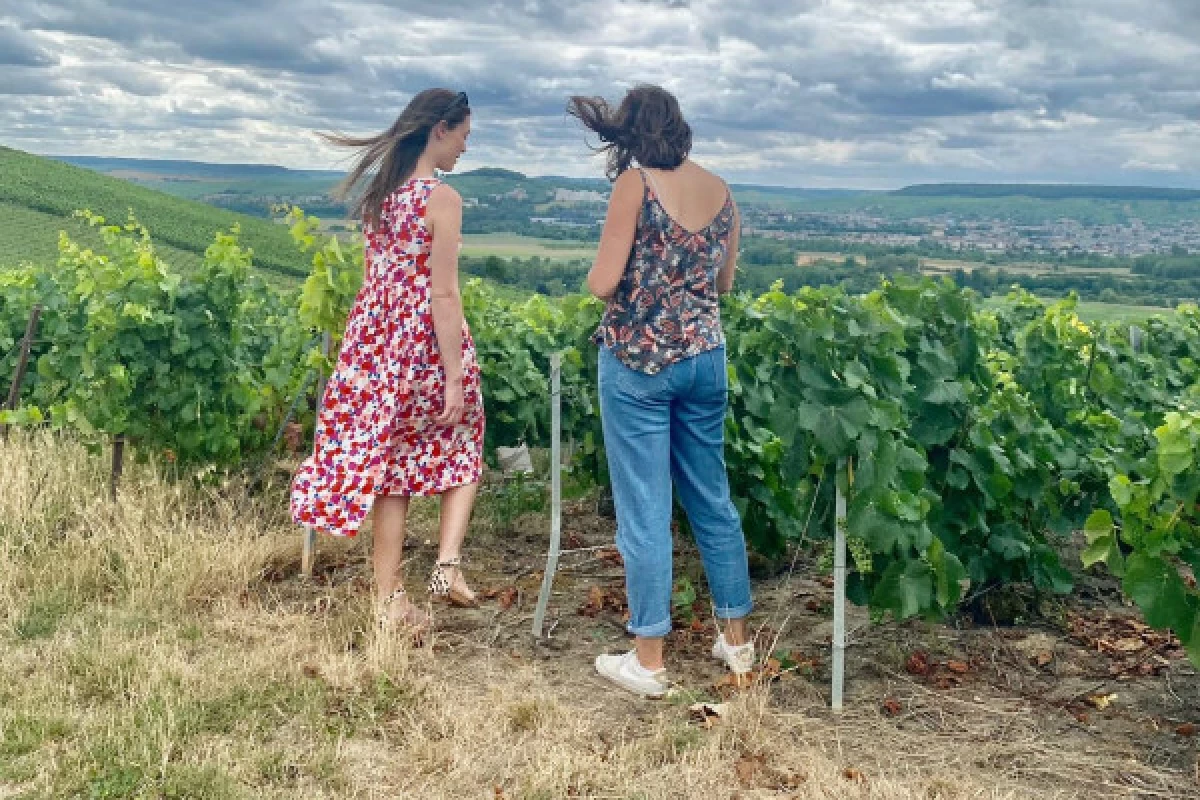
[815,541,833,572]
[848,536,873,574]
[814,537,873,574]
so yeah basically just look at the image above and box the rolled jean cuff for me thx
[713,600,754,621]
[626,617,673,638]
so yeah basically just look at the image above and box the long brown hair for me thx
[321,88,470,228]
[567,85,692,181]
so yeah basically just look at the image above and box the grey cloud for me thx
[1,0,1199,187]
[0,22,58,67]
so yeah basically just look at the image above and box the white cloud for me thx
[0,0,1198,187]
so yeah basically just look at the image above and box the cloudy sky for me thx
[2,0,1199,188]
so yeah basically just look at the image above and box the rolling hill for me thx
[0,146,309,278]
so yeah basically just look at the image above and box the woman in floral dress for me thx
[291,88,483,634]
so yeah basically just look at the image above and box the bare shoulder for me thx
[428,181,462,210]
[613,168,643,192]
[686,160,728,191]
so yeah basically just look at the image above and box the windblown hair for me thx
[321,88,470,228]
[566,84,692,181]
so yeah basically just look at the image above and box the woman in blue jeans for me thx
[568,85,755,697]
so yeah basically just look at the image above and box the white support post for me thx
[302,332,333,578]
[532,353,563,638]
[832,458,848,711]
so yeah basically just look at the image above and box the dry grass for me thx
[0,431,1193,798]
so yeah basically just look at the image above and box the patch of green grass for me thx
[13,590,75,641]
[0,713,72,782]
[160,764,239,799]
[0,714,71,759]
[255,751,301,788]
[71,763,238,800]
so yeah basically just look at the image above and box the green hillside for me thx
[0,201,204,271]
[0,146,308,277]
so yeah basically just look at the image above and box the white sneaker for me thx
[594,650,668,698]
[712,633,756,675]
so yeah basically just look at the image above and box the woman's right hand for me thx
[436,377,465,425]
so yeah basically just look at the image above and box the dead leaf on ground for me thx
[688,702,729,729]
[283,422,305,453]
[597,547,623,566]
[842,767,866,783]
[1175,723,1197,737]
[905,650,931,677]
[577,585,626,617]
[1085,692,1118,710]
[496,586,518,610]
[1034,651,1054,667]
[882,696,902,716]
[946,659,970,674]
[714,671,758,696]
[735,754,766,787]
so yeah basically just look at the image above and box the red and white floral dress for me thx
[290,177,485,537]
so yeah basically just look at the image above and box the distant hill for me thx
[893,183,1200,202]
[0,146,309,278]
[55,155,343,181]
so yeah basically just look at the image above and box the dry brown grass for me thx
[0,431,1192,798]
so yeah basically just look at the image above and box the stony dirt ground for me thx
[254,489,1200,798]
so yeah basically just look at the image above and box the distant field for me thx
[460,233,596,261]
[920,257,1132,277]
[795,251,866,266]
[981,295,1171,324]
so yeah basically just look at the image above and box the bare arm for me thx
[717,200,741,295]
[426,183,466,423]
[586,169,643,300]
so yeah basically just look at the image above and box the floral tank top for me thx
[596,168,735,374]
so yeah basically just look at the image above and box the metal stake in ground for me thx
[2,304,43,442]
[302,332,333,578]
[532,352,563,638]
[832,457,848,711]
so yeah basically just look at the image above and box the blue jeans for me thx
[598,345,753,637]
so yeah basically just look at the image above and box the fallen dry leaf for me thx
[597,547,623,566]
[283,422,305,453]
[946,659,970,674]
[688,702,729,729]
[714,671,758,696]
[1085,692,1118,710]
[496,586,518,610]
[1034,651,1054,667]
[1175,723,1197,737]
[882,697,902,717]
[577,585,626,617]
[842,767,866,783]
[735,755,765,787]
[905,650,931,677]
